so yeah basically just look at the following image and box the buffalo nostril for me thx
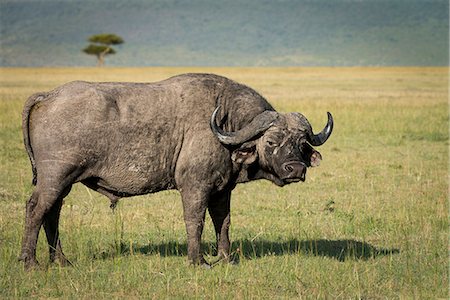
[284,164,294,172]
[281,162,307,183]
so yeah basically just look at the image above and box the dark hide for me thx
[20,73,332,269]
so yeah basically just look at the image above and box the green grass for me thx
[0,67,448,299]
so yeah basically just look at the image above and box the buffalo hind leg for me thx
[20,189,61,270]
[208,191,231,263]
[43,186,71,266]
[20,167,79,270]
[19,191,40,268]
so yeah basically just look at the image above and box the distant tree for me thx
[83,33,124,66]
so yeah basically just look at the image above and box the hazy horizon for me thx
[1,0,448,67]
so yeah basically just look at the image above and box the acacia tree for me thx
[83,34,124,66]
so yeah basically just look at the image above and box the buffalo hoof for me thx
[19,256,40,271]
[210,254,239,266]
[201,262,212,270]
[54,255,71,267]
[189,256,211,269]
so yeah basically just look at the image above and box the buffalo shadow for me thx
[235,239,399,261]
[95,238,399,262]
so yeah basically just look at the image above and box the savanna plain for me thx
[0,67,448,299]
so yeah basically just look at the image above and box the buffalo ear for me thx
[310,150,322,167]
[231,141,258,165]
[303,143,322,167]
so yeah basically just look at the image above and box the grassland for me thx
[0,67,448,299]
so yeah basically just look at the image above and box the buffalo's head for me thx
[210,107,333,186]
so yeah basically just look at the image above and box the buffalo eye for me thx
[267,140,278,147]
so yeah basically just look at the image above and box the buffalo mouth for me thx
[272,175,305,187]
[283,177,305,183]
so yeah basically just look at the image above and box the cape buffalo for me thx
[20,73,333,269]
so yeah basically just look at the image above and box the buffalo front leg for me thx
[208,191,231,262]
[180,188,209,267]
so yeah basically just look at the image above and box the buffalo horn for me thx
[210,106,279,145]
[307,112,334,146]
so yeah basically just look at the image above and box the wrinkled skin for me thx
[20,73,332,269]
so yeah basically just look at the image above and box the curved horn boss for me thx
[210,106,279,145]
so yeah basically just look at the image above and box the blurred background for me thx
[1,0,448,67]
